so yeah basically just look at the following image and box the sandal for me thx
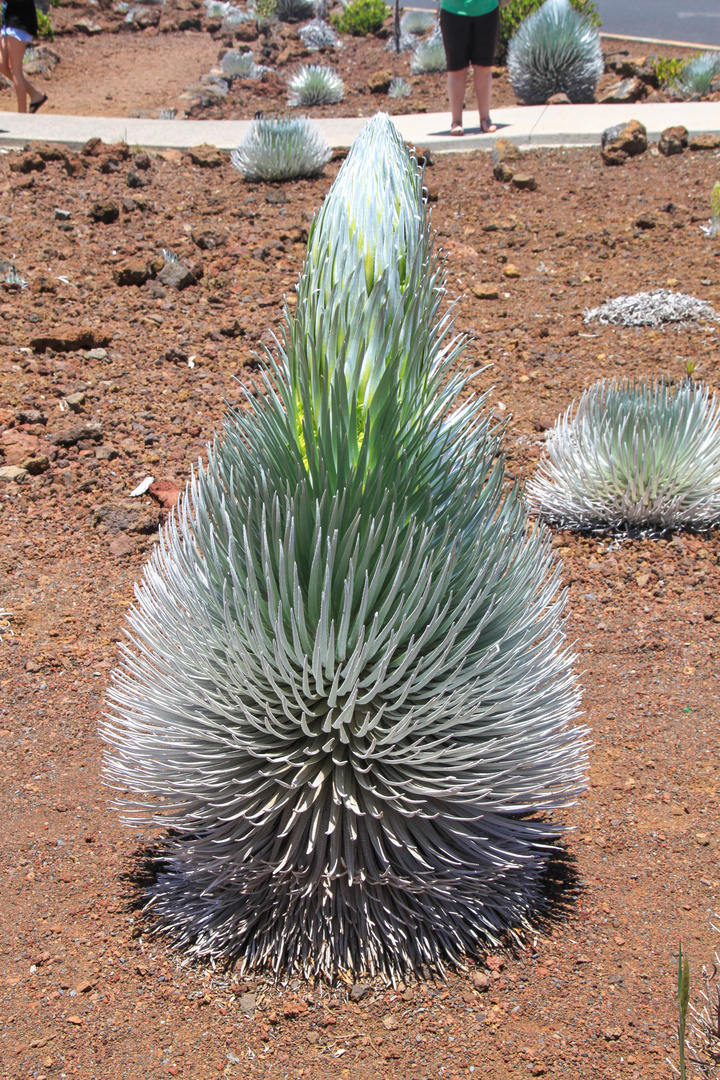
[450,121,464,137]
[480,116,497,134]
[29,94,48,114]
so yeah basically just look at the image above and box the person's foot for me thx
[450,121,464,136]
[480,116,497,134]
[29,94,48,114]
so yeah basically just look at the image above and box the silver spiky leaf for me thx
[410,29,446,74]
[287,64,344,106]
[507,0,602,105]
[678,51,720,99]
[527,378,720,531]
[105,113,586,980]
[230,116,331,181]
[584,290,719,328]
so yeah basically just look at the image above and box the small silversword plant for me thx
[276,0,315,21]
[221,50,266,78]
[528,378,720,531]
[507,0,602,105]
[410,29,446,73]
[388,74,411,97]
[678,51,720,99]
[400,8,435,34]
[298,17,340,48]
[230,116,332,181]
[105,113,585,980]
[288,63,344,105]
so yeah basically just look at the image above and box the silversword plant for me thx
[288,63,344,105]
[528,378,720,530]
[105,113,585,979]
[298,17,340,49]
[410,28,446,73]
[400,8,435,34]
[678,51,720,99]
[388,74,411,97]
[221,50,266,78]
[276,0,315,21]
[507,0,602,105]
[230,116,332,181]
[584,290,720,328]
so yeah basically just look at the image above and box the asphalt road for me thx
[405,0,720,47]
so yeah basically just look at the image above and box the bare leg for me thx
[0,37,12,83]
[473,65,496,130]
[447,68,468,133]
[5,35,42,113]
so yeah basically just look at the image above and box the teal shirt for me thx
[441,0,498,16]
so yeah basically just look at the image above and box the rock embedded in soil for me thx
[0,464,27,482]
[49,422,103,447]
[89,199,120,224]
[29,325,112,353]
[0,429,41,465]
[602,118,648,157]
[493,161,514,183]
[158,261,197,290]
[368,68,393,93]
[186,144,224,168]
[598,76,646,103]
[512,172,537,190]
[659,125,688,156]
[492,136,520,162]
[601,145,628,166]
[547,91,571,104]
[689,132,720,151]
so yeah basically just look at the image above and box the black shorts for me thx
[439,6,499,72]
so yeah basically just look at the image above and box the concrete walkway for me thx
[0,100,719,153]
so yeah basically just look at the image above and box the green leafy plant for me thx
[230,115,331,180]
[104,114,586,979]
[678,943,691,1080]
[496,0,599,65]
[650,55,685,89]
[254,0,278,21]
[507,0,602,105]
[287,63,344,105]
[36,10,54,39]
[331,0,388,36]
[528,378,720,531]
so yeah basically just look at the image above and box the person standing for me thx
[439,0,499,136]
[0,0,47,113]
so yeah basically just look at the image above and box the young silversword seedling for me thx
[528,378,720,531]
[410,28,447,73]
[230,116,332,181]
[584,289,720,328]
[287,63,345,105]
[105,113,586,979]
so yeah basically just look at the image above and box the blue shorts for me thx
[1,26,33,43]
